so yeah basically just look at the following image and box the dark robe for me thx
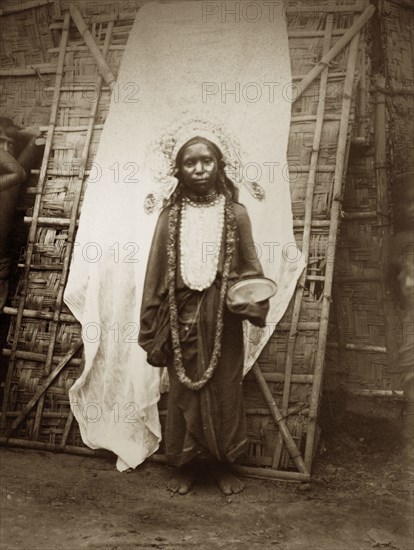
[139,201,268,467]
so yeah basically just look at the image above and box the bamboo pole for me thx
[232,465,310,483]
[342,211,378,219]
[0,437,106,456]
[274,321,320,330]
[0,12,71,437]
[29,170,90,178]
[47,45,126,53]
[252,364,308,474]
[304,33,362,470]
[290,166,335,173]
[373,73,400,382]
[288,29,346,38]
[327,342,387,353]
[31,20,115,440]
[39,124,104,133]
[16,263,64,270]
[4,341,83,438]
[351,390,404,397]
[245,407,310,416]
[59,411,74,450]
[2,348,83,366]
[273,13,334,470]
[69,5,116,87]
[24,216,79,227]
[0,66,57,76]
[293,220,331,227]
[0,439,311,482]
[3,412,75,418]
[291,114,344,122]
[260,373,313,384]
[37,124,105,132]
[357,41,367,140]
[292,71,347,81]
[293,4,375,104]
[3,306,76,323]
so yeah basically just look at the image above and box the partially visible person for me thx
[0,117,44,310]
[390,172,414,456]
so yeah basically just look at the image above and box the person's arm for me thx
[0,126,45,192]
[0,149,26,192]
[16,127,45,173]
[227,203,269,327]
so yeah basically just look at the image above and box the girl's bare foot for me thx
[167,465,197,495]
[211,462,245,495]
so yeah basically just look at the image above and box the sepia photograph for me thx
[0,0,413,548]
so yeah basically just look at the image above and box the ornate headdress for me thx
[143,114,265,214]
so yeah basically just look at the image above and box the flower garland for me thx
[167,196,236,391]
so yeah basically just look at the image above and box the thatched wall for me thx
[326,0,413,408]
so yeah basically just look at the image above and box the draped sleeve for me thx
[227,203,270,327]
[138,207,170,366]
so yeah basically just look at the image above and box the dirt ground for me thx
[1,414,413,550]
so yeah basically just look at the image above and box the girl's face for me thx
[179,142,219,197]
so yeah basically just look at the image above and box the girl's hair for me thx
[169,136,238,205]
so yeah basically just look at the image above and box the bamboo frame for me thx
[69,4,116,87]
[294,4,375,103]
[304,32,362,470]
[4,342,83,437]
[252,365,308,474]
[31,18,115,439]
[59,21,114,451]
[0,12,71,437]
[273,12,335,470]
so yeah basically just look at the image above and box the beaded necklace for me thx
[180,194,225,291]
[167,195,236,391]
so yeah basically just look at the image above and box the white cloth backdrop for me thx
[64,1,305,471]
